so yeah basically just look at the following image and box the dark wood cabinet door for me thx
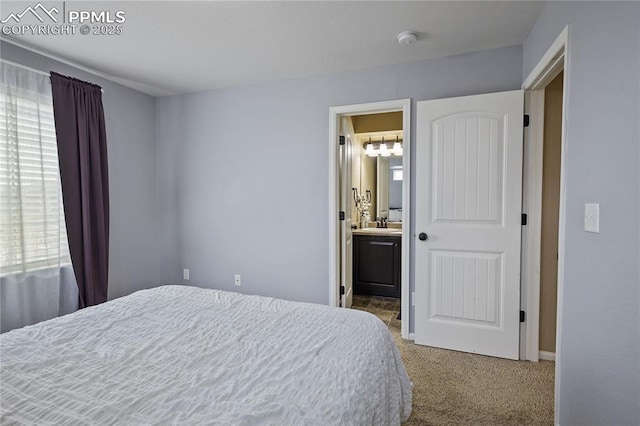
[353,235,401,298]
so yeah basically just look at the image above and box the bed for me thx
[0,285,412,424]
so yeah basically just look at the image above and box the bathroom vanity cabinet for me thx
[353,233,401,298]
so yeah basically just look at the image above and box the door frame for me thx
[521,24,569,422]
[328,99,411,340]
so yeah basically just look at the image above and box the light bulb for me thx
[380,143,390,157]
[393,142,403,156]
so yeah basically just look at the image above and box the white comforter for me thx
[1,285,412,425]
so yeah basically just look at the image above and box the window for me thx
[0,71,71,275]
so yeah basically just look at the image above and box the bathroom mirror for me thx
[376,156,403,222]
[357,143,402,223]
[354,128,403,225]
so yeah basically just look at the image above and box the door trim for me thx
[520,89,545,362]
[521,25,570,424]
[328,99,411,340]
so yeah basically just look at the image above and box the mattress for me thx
[0,285,412,425]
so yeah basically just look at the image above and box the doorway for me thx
[520,72,564,363]
[328,99,411,340]
[521,27,568,373]
[538,71,563,361]
[409,27,568,364]
[520,28,569,422]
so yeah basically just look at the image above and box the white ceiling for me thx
[1,1,544,96]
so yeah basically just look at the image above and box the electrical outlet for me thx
[584,203,600,233]
[183,269,189,280]
[234,274,241,286]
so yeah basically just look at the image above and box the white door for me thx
[414,90,524,360]
[339,118,354,308]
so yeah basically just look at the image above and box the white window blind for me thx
[0,68,71,275]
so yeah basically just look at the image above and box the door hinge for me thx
[340,286,345,296]
[521,213,528,226]
[523,114,530,128]
[339,211,345,221]
[520,310,526,323]
[339,135,345,145]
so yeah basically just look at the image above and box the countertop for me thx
[352,227,403,237]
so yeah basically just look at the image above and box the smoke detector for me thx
[397,31,418,47]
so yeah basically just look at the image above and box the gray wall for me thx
[523,2,640,424]
[156,45,524,330]
[1,41,159,300]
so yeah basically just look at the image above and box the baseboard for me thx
[539,350,556,361]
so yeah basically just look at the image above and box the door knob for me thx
[418,232,428,241]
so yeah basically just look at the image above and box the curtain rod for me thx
[1,59,105,93]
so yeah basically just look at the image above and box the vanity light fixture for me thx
[363,136,402,157]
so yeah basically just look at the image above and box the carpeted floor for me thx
[353,295,555,425]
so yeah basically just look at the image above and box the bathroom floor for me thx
[351,295,401,330]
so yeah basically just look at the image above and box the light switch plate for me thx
[584,203,599,233]
[183,269,190,280]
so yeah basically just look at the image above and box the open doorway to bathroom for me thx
[328,99,411,340]
[349,115,403,329]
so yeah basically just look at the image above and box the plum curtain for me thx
[50,72,109,308]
